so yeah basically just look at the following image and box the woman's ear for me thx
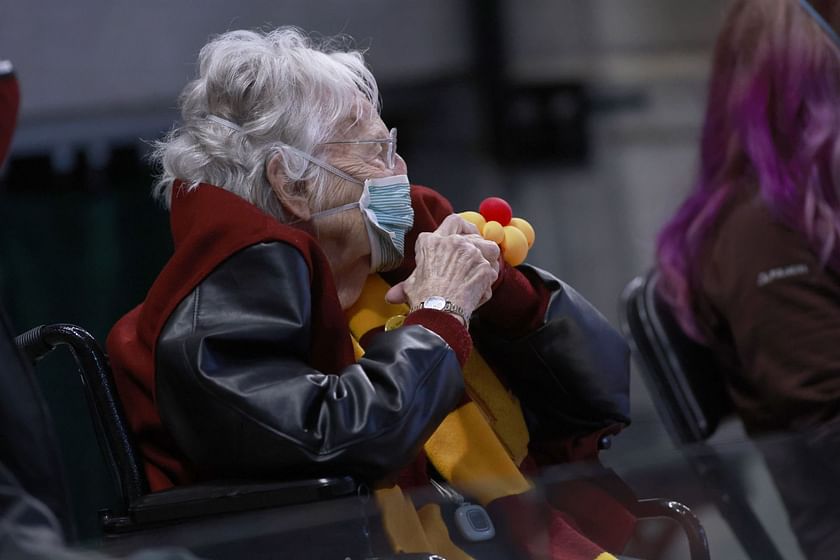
[267,153,311,222]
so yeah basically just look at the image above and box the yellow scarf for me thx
[346,274,532,556]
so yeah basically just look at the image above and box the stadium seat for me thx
[619,271,784,560]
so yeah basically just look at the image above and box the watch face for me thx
[424,296,447,310]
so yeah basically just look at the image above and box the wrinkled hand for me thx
[386,215,500,321]
[433,214,501,275]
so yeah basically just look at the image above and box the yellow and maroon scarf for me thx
[346,274,617,560]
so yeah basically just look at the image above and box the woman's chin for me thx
[337,259,371,309]
[338,283,364,310]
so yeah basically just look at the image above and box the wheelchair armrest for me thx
[103,476,357,532]
[630,498,710,560]
[365,552,446,560]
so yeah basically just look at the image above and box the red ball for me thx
[478,197,512,226]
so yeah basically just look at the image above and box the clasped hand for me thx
[385,214,500,322]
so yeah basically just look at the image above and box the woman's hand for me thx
[432,214,501,278]
[386,215,500,322]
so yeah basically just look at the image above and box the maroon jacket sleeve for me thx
[0,62,20,167]
[476,259,552,337]
[403,309,472,366]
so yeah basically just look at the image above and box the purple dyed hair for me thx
[656,0,840,341]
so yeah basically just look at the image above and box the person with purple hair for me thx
[656,0,840,557]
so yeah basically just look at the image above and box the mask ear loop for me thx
[270,145,367,225]
[308,202,361,219]
[205,117,364,186]
[799,0,840,49]
[206,115,368,223]
[287,201,362,225]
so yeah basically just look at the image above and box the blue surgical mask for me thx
[312,175,413,272]
[275,145,414,272]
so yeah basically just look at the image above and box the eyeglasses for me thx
[320,127,398,169]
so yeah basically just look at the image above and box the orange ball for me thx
[458,211,486,232]
[509,217,535,248]
[482,220,505,243]
[501,226,528,266]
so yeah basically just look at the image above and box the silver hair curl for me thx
[150,27,380,221]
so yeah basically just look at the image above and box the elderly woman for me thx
[108,28,630,559]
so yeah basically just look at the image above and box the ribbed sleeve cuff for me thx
[404,309,472,366]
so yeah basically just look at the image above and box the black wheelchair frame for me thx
[8,311,710,559]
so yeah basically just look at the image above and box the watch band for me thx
[409,297,469,324]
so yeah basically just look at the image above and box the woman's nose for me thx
[393,153,408,174]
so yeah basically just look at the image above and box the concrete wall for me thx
[0,0,469,117]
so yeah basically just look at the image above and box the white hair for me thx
[150,27,380,220]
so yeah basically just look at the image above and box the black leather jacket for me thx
[156,242,629,483]
[473,266,630,442]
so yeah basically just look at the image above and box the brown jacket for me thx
[697,192,840,434]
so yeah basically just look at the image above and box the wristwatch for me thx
[410,296,469,324]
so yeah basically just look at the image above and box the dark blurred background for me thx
[0,1,804,557]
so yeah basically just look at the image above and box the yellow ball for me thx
[482,220,505,244]
[509,217,535,248]
[458,211,486,233]
[501,226,528,266]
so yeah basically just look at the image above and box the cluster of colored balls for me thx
[458,197,535,267]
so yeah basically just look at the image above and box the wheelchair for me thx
[3,301,711,559]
